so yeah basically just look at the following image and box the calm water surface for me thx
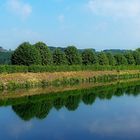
[0,82,140,140]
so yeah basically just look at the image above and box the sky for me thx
[0,0,140,50]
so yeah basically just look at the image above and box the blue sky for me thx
[0,0,140,50]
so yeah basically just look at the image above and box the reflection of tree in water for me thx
[35,101,53,119]
[65,95,81,111]
[12,81,140,121]
[121,85,140,96]
[114,88,124,97]
[126,86,136,95]
[53,97,65,110]
[12,103,36,121]
[12,101,52,121]
[82,92,96,105]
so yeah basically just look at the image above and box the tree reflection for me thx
[11,81,140,121]
[65,95,81,111]
[82,92,96,105]
[12,101,53,121]
[53,97,65,110]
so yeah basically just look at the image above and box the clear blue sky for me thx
[0,0,140,50]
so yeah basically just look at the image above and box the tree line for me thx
[11,42,140,66]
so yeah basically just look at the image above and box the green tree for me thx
[97,52,109,65]
[114,54,128,65]
[133,51,140,65]
[82,49,98,65]
[11,42,41,66]
[64,46,82,65]
[34,42,52,65]
[136,48,140,52]
[106,53,116,66]
[124,52,135,65]
[53,48,67,65]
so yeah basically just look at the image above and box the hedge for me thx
[0,65,140,73]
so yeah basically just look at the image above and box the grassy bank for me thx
[0,70,140,90]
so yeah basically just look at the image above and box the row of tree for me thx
[11,42,140,66]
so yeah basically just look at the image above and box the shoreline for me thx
[0,70,140,90]
[0,77,140,100]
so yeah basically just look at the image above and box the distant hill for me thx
[48,46,96,53]
[103,49,128,54]
[0,47,13,64]
[49,46,128,54]
[49,46,65,52]
[0,46,8,52]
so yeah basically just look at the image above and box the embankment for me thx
[0,70,140,90]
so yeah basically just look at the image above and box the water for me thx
[0,81,140,140]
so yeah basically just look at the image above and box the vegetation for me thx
[11,42,41,66]
[8,41,140,68]
[0,70,140,90]
[0,42,140,91]
[0,65,140,73]
[133,51,140,65]
[82,49,98,65]
[114,53,128,65]
[52,48,67,65]
[34,42,52,65]
[124,52,135,65]
[0,51,12,64]
[97,52,109,65]
[106,53,116,66]
[64,46,82,65]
